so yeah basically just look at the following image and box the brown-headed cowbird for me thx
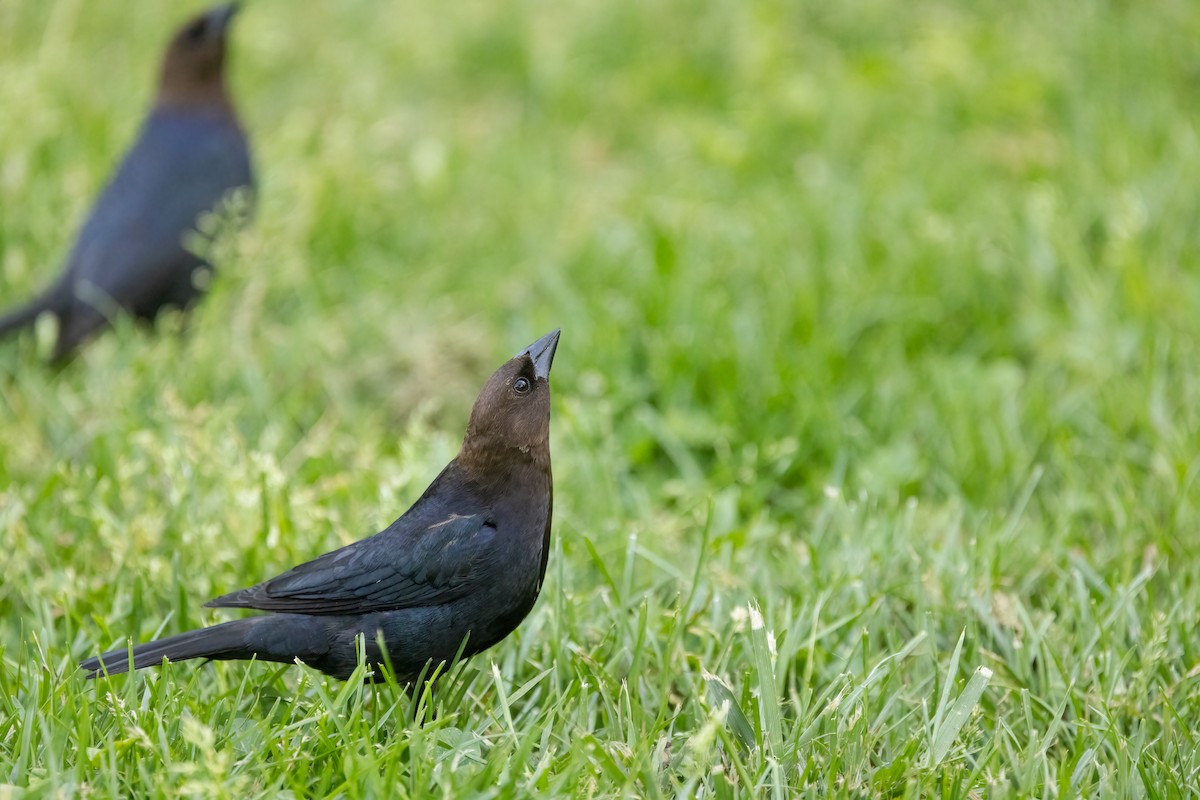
[0,4,253,363]
[81,330,561,682]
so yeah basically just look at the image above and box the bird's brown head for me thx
[158,3,240,108]
[461,330,560,469]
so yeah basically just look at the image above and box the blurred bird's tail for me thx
[0,297,50,341]
[80,619,263,678]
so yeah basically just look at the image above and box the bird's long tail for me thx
[0,297,50,341]
[81,615,336,678]
[81,617,285,678]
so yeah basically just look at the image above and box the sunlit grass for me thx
[2,0,1199,795]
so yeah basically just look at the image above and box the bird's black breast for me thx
[437,465,552,653]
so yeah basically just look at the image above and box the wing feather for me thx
[206,513,495,615]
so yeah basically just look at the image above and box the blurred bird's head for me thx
[159,3,240,104]
[462,330,560,465]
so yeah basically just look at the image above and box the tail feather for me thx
[0,297,51,341]
[80,618,259,678]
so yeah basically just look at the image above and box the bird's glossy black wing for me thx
[206,513,496,616]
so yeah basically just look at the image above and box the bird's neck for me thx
[456,438,551,491]
[157,80,236,117]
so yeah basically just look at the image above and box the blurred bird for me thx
[0,3,253,363]
[81,330,561,682]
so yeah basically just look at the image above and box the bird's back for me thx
[59,108,252,318]
[39,107,251,365]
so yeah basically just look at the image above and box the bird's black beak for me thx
[207,2,241,36]
[520,329,560,381]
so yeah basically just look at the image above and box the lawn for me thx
[2,0,1199,795]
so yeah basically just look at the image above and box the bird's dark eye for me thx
[513,377,531,395]
[186,20,208,43]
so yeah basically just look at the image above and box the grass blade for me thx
[928,665,993,767]
[748,603,783,759]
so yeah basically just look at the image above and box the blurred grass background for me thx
[1,0,1199,795]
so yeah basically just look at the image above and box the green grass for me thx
[2,0,1199,795]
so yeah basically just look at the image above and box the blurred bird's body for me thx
[0,4,252,363]
[81,330,561,682]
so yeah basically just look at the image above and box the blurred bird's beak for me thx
[520,329,560,380]
[208,2,241,36]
